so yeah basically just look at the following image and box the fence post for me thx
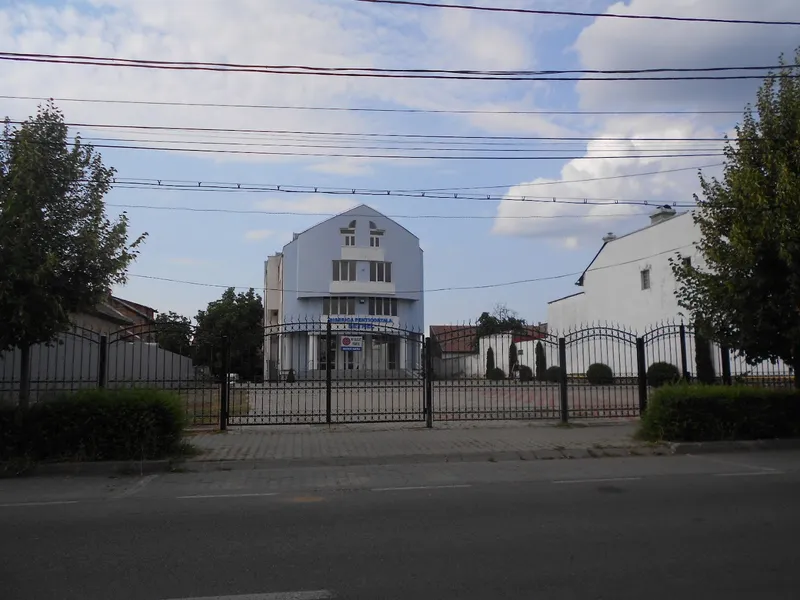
[326,319,332,424]
[558,337,568,423]
[424,337,433,428]
[721,345,732,385]
[97,335,108,388]
[219,336,230,431]
[636,337,648,415]
[679,323,689,380]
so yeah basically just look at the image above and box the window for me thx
[332,260,357,282]
[369,297,398,317]
[370,261,392,283]
[370,227,384,248]
[641,269,651,291]
[323,297,356,316]
[340,227,356,247]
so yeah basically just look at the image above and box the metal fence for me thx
[0,320,794,427]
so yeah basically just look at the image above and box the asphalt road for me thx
[2,453,800,600]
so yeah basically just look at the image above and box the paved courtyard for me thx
[227,381,642,425]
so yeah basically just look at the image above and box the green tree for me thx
[672,51,800,387]
[474,304,527,349]
[194,288,264,382]
[508,341,518,379]
[0,103,146,407]
[535,341,547,381]
[154,312,193,356]
[486,346,495,378]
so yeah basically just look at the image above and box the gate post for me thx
[636,337,648,415]
[219,335,230,431]
[325,319,332,424]
[720,345,732,385]
[424,337,433,428]
[679,323,689,380]
[558,337,568,424]
[97,335,108,388]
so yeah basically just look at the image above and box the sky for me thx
[2,0,799,329]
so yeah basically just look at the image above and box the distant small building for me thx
[71,295,157,337]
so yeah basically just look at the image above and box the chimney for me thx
[602,232,617,243]
[650,205,677,226]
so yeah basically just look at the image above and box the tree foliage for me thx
[474,304,527,349]
[485,346,495,377]
[154,312,193,356]
[672,51,800,386]
[694,320,716,384]
[535,341,547,381]
[0,102,146,406]
[194,288,264,381]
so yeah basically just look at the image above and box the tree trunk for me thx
[18,342,31,410]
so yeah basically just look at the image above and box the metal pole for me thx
[425,337,433,428]
[679,323,689,380]
[558,337,568,424]
[326,319,332,424]
[636,337,648,415]
[220,336,230,431]
[97,335,108,388]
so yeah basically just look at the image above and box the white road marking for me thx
[552,477,642,485]
[164,591,334,600]
[0,500,80,508]
[177,493,279,500]
[713,471,785,478]
[113,474,159,500]
[689,455,779,472]
[371,484,473,492]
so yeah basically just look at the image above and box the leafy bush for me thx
[586,363,614,385]
[486,347,495,376]
[535,341,547,381]
[518,365,534,382]
[545,366,563,383]
[487,367,506,381]
[639,384,800,442]
[647,362,681,388]
[285,368,296,383]
[0,389,186,463]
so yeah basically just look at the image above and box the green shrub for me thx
[487,367,506,381]
[535,341,547,381]
[0,389,186,463]
[486,347,495,376]
[647,362,681,388]
[586,363,614,385]
[518,365,534,382]
[285,369,296,383]
[694,327,716,384]
[545,366,563,383]
[639,384,800,442]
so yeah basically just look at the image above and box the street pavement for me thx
[2,451,800,599]
[189,420,644,467]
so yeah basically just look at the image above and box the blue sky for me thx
[2,0,799,328]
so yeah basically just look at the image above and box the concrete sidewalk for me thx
[187,420,659,468]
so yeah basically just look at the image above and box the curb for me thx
[2,459,178,478]
[669,438,800,455]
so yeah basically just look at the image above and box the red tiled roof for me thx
[430,324,547,354]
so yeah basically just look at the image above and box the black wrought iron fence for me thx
[0,319,794,428]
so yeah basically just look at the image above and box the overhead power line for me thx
[356,0,800,26]
[129,244,695,294]
[0,52,794,81]
[0,94,746,116]
[108,178,700,207]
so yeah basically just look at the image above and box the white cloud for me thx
[255,194,360,215]
[243,229,277,242]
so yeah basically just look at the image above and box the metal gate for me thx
[225,321,427,426]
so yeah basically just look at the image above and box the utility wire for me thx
[129,244,695,294]
[108,178,700,207]
[0,52,794,81]
[0,94,746,116]
[356,0,800,26]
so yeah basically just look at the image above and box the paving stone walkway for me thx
[187,420,661,467]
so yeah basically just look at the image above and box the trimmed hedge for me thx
[639,384,800,442]
[0,389,187,463]
[545,366,563,383]
[586,363,614,385]
[647,362,681,388]
[518,365,534,382]
[487,367,506,381]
